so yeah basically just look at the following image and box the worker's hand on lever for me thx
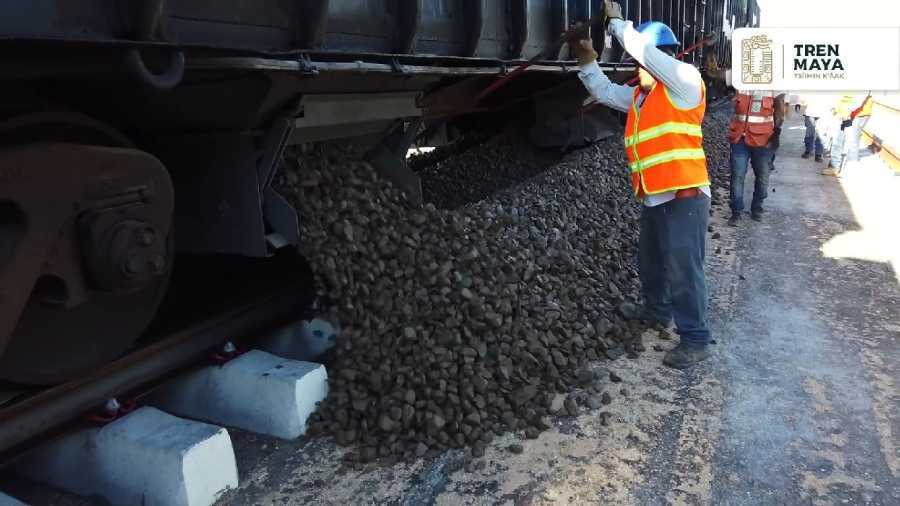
[573,39,598,66]
[569,1,620,66]
[604,1,623,25]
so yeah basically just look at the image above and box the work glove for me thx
[604,1,624,24]
[573,39,598,66]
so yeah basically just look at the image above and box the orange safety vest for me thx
[728,91,775,147]
[624,82,709,197]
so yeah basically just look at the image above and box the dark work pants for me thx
[803,115,825,156]
[730,139,771,213]
[638,194,711,347]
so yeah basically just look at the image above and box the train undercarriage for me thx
[0,0,746,388]
[0,52,633,386]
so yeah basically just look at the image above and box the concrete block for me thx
[256,319,336,362]
[150,350,328,440]
[16,407,237,506]
[0,492,27,506]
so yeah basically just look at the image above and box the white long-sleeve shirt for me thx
[801,93,838,119]
[578,19,709,207]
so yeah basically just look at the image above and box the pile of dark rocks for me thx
[272,108,730,461]
[703,106,734,198]
[409,129,564,210]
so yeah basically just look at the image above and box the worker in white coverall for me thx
[801,93,835,162]
[572,1,714,369]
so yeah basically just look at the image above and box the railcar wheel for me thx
[0,245,172,385]
[0,113,174,385]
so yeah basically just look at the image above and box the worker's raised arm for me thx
[607,17,703,108]
[576,57,634,113]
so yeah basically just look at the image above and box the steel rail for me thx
[0,282,309,464]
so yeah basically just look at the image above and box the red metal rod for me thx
[475,16,604,103]
[474,63,534,102]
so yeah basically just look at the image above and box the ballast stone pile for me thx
[274,110,731,461]
[702,107,733,198]
[410,130,562,210]
[412,108,733,211]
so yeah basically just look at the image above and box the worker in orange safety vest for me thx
[727,90,784,226]
[573,1,714,369]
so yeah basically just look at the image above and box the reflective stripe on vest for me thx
[623,122,703,147]
[728,91,776,146]
[732,114,774,123]
[624,83,709,197]
[628,147,706,172]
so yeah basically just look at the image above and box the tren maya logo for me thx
[792,42,845,80]
[741,34,773,84]
[735,27,897,90]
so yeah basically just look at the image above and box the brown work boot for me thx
[801,151,812,159]
[662,343,710,369]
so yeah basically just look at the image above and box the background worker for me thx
[801,94,831,162]
[727,90,785,225]
[828,93,874,175]
[846,94,873,160]
[822,94,859,176]
[573,1,713,369]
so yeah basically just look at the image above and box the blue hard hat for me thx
[635,21,679,47]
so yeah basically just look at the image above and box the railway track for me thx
[0,269,313,466]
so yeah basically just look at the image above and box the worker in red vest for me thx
[727,91,784,226]
[573,1,713,369]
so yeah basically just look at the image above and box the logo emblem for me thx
[741,34,774,84]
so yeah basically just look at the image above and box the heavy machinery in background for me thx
[0,0,759,386]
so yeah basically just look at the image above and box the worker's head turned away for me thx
[634,21,680,92]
